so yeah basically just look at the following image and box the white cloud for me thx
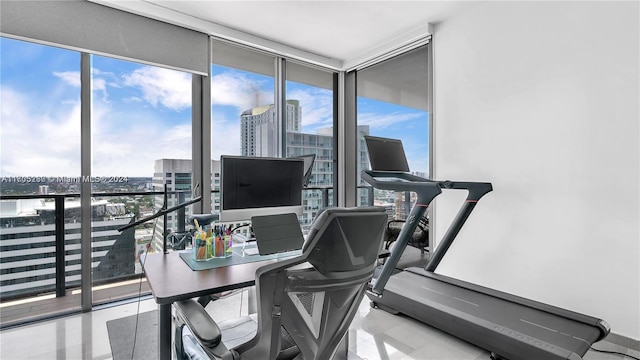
[53,70,109,102]
[53,71,80,87]
[88,65,194,176]
[357,111,424,129]
[287,88,333,130]
[4,66,419,178]
[211,72,273,111]
[1,82,195,177]
[123,67,191,110]
[122,96,144,104]
[90,100,192,176]
[91,124,192,176]
[2,62,201,177]
[161,124,191,144]
[93,78,109,102]
[1,87,81,177]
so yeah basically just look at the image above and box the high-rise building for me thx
[240,100,301,157]
[151,159,194,253]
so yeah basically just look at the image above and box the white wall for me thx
[432,1,639,340]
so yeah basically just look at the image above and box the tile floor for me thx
[0,290,638,360]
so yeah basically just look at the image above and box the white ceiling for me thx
[92,1,472,69]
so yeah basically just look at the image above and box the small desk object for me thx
[143,250,288,360]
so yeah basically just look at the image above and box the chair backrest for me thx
[234,206,387,360]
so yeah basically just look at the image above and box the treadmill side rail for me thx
[380,270,608,360]
[405,267,611,342]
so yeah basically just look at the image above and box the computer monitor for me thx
[364,135,410,172]
[219,156,304,223]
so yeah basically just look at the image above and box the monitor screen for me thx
[364,135,410,172]
[220,156,304,223]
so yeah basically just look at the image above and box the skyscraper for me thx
[151,159,194,252]
[240,100,301,157]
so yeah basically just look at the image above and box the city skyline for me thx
[1,37,429,179]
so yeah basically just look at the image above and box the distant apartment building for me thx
[0,199,135,300]
[151,159,195,252]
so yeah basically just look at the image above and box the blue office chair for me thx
[173,206,388,360]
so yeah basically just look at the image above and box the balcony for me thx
[0,185,391,328]
[0,191,161,328]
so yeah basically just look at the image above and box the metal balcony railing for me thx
[0,185,379,326]
[0,191,166,302]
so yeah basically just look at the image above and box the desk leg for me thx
[159,303,172,360]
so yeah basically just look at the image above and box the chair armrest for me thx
[175,299,222,347]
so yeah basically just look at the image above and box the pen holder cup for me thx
[213,235,232,258]
[192,231,213,262]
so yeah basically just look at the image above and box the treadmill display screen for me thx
[364,135,410,172]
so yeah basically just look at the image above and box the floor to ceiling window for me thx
[285,61,336,228]
[89,55,192,304]
[1,0,209,324]
[210,40,276,234]
[356,44,430,219]
[0,37,83,323]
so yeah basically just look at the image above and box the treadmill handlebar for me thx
[361,170,443,209]
[438,180,493,201]
[361,170,440,193]
[363,169,494,292]
[362,170,493,201]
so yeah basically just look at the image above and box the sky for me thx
[0,37,429,178]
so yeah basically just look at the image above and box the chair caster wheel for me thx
[370,301,377,309]
[490,352,507,360]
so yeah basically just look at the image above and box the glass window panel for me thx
[90,55,192,303]
[285,62,335,232]
[211,42,276,237]
[1,38,81,186]
[356,45,430,219]
[0,37,82,323]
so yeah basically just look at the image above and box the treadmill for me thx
[362,136,610,360]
